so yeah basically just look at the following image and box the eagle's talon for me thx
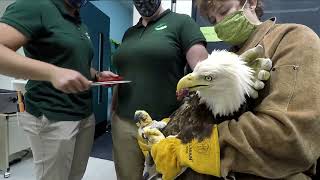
[135,110,153,128]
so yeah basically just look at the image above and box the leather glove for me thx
[240,45,272,99]
[137,127,166,158]
[143,128,166,145]
[149,125,220,180]
[137,133,151,158]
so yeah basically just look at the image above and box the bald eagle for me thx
[136,45,270,180]
[164,49,255,143]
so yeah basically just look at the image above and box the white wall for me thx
[91,1,133,43]
[0,0,14,16]
[133,0,193,25]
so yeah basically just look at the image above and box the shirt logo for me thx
[155,23,167,31]
[85,32,91,40]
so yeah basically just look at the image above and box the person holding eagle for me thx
[139,0,320,180]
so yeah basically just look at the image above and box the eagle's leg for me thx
[145,152,154,175]
[144,152,162,180]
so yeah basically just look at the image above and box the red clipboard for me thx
[91,76,131,86]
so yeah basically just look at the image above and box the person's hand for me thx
[240,45,272,99]
[150,125,221,180]
[49,67,91,94]
[96,71,120,87]
[96,71,119,81]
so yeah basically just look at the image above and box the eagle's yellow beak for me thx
[176,73,201,92]
[177,73,212,92]
[177,73,194,92]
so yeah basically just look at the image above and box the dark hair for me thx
[196,0,264,19]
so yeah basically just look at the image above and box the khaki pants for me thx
[18,112,95,180]
[111,113,145,180]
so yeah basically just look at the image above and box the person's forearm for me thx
[186,44,208,70]
[0,44,56,81]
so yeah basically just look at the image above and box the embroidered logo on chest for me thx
[155,23,168,31]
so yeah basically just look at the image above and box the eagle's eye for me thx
[205,75,213,81]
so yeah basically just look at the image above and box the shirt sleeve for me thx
[0,0,43,39]
[218,25,320,178]
[178,15,206,54]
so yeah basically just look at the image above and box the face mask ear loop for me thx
[240,0,248,11]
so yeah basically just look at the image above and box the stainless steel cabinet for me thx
[0,114,30,178]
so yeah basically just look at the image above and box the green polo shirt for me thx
[113,10,206,120]
[0,0,94,121]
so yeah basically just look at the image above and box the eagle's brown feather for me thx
[163,93,215,144]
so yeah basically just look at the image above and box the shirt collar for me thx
[136,9,171,28]
[50,0,81,23]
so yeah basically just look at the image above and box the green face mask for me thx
[214,9,256,45]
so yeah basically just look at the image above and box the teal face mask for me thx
[214,1,256,45]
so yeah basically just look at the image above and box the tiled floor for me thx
[90,130,113,161]
[0,156,117,180]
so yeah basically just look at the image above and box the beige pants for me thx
[18,112,95,180]
[111,113,145,180]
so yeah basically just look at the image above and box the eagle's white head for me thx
[177,50,254,117]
